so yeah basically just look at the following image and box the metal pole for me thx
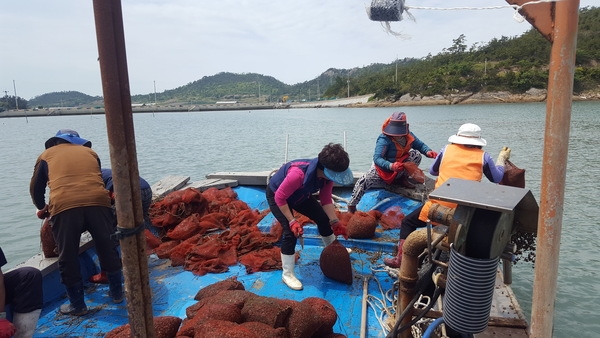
[360,276,369,338]
[530,1,579,337]
[92,1,156,337]
[12,80,18,110]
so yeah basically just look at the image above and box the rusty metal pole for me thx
[91,1,156,337]
[530,1,579,337]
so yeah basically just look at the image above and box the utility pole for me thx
[13,80,18,110]
[317,79,320,100]
[153,80,157,105]
[395,55,398,84]
[347,76,350,98]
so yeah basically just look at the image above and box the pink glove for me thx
[289,219,303,237]
[391,162,404,172]
[36,204,50,219]
[331,220,348,240]
[426,150,438,159]
[0,318,16,338]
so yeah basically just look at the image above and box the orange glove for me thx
[426,150,438,158]
[331,220,348,240]
[391,162,404,172]
[289,219,303,237]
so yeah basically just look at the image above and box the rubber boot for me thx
[59,283,88,316]
[107,270,124,304]
[280,253,303,290]
[13,309,41,338]
[384,239,405,268]
[322,234,352,254]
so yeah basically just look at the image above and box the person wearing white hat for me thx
[383,123,511,268]
[266,143,353,290]
[347,112,438,213]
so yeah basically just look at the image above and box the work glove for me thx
[426,150,438,159]
[36,204,50,219]
[289,219,303,237]
[0,318,16,338]
[331,220,348,240]
[390,162,404,172]
[496,146,511,166]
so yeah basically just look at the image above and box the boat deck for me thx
[22,173,528,337]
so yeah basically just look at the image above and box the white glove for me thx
[496,146,511,166]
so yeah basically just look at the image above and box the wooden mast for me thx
[505,1,580,337]
[91,1,156,337]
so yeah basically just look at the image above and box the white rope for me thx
[368,0,564,34]
[406,0,562,12]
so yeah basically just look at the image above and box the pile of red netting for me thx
[148,187,283,276]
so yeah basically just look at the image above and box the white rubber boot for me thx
[13,309,41,338]
[322,234,352,254]
[281,253,303,290]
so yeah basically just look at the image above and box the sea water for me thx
[1,101,598,336]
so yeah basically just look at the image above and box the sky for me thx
[1,0,595,100]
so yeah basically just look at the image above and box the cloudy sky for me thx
[1,1,594,100]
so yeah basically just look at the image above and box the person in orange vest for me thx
[347,112,437,213]
[383,123,511,268]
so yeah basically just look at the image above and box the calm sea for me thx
[1,101,598,336]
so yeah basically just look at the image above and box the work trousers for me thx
[266,187,333,255]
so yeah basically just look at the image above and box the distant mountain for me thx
[28,91,102,109]
[21,6,600,109]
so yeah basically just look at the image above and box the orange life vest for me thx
[375,133,416,184]
[419,144,484,222]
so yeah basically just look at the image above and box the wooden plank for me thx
[185,178,239,191]
[206,170,367,187]
[205,171,274,186]
[14,232,95,277]
[151,175,190,200]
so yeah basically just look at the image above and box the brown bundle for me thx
[40,218,57,258]
[347,211,378,239]
[500,160,525,188]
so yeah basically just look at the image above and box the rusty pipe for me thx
[396,228,430,338]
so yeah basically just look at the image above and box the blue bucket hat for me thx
[45,129,92,149]
[323,167,354,186]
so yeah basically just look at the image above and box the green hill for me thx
[15,6,600,110]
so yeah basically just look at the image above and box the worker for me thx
[347,112,437,213]
[266,143,353,290]
[384,123,510,268]
[30,129,123,315]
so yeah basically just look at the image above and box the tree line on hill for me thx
[4,6,598,111]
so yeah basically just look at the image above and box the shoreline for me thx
[1,91,598,118]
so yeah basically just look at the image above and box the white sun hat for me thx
[448,123,487,147]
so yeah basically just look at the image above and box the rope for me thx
[367,0,563,34]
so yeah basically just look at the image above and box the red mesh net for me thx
[147,186,282,276]
[347,211,378,239]
[379,205,405,230]
[404,162,425,183]
[40,218,57,258]
[320,240,353,284]
[105,316,182,338]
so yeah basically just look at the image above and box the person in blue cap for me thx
[347,112,438,213]
[266,143,353,290]
[30,129,123,316]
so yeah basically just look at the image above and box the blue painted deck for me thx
[33,186,422,337]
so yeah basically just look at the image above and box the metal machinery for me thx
[399,178,538,336]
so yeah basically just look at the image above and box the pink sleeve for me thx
[274,167,305,206]
[318,180,334,206]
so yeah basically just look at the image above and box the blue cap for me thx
[45,129,92,149]
[323,167,354,186]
